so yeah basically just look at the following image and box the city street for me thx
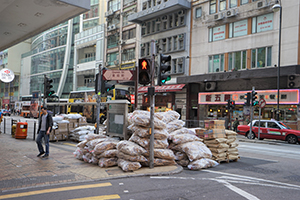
[0,126,299,200]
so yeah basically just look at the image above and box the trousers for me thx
[36,130,49,155]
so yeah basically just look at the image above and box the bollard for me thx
[33,121,36,141]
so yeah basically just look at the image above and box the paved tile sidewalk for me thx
[0,133,182,192]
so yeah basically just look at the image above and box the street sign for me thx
[102,70,134,81]
[259,98,266,108]
[0,68,15,83]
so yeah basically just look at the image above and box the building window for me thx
[252,13,273,33]
[229,19,248,38]
[240,0,248,5]
[210,0,217,14]
[107,34,118,49]
[122,28,136,40]
[107,52,118,66]
[209,54,224,73]
[121,48,135,61]
[219,0,226,11]
[251,47,272,68]
[228,50,247,71]
[209,25,226,42]
[229,0,237,8]
[195,7,202,18]
[172,57,185,74]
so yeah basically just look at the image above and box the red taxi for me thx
[237,119,300,144]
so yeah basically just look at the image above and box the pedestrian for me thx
[36,107,53,158]
[233,118,239,132]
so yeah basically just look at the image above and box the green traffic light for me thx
[253,101,258,106]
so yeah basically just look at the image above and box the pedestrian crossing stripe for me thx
[0,183,112,199]
[69,194,121,200]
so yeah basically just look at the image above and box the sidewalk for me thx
[237,134,287,145]
[0,133,182,192]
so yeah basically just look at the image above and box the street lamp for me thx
[272,1,282,121]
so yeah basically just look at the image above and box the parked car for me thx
[1,109,10,116]
[237,119,300,144]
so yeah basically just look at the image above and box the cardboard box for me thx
[79,117,86,123]
[199,129,226,139]
[49,133,63,141]
[204,120,225,129]
[62,133,69,140]
[57,122,68,131]
[195,128,206,138]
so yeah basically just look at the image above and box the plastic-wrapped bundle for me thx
[118,158,142,172]
[176,141,212,161]
[161,110,180,123]
[98,149,118,158]
[209,147,228,154]
[128,125,168,140]
[99,157,118,168]
[83,153,93,163]
[166,120,185,133]
[93,141,119,155]
[172,134,202,145]
[226,137,237,144]
[176,159,189,167]
[117,141,147,156]
[129,134,168,149]
[227,147,239,155]
[227,154,240,160]
[73,147,84,160]
[168,128,196,140]
[187,158,219,170]
[89,156,99,165]
[131,114,150,127]
[86,138,110,152]
[225,130,238,136]
[76,140,88,148]
[84,134,107,141]
[141,158,176,167]
[205,143,229,149]
[132,110,150,116]
[143,149,175,160]
[154,118,166,129]
[204,138,227,144]
[174,151,188,160]
[117,151,148,162]
[229,142,239,148]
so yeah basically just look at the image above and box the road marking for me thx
[0,183,112,199]
[69,194,121,200]
[63,142,77,147]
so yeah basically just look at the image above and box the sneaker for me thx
[37,152,45,157]
[42,154,49,158]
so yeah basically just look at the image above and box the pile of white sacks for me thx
[73,110,219,171]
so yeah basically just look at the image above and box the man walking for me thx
[36,107,53,158]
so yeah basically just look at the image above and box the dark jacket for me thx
[38,113,53,133]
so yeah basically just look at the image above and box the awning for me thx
[138,84,185,93]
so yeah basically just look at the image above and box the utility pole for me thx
[249,86,255,139]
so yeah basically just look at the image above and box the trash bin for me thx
[15,122,28,139]
[11,120,18,138]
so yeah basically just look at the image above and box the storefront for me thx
[198,89,299,126]
[138,84,186,115]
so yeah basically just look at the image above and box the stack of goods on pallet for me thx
[51,115,70,142]
[196,120,231,163]
[168,128,218,170]
[69,126,96,142]
[73,134,119,168]
[225,130,239,161]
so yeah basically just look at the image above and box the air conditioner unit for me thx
[178,58,183,64]
[257,1,268,9]
[118,40,125,45]
[287,75,300,88]
[178,10,185,16]
[105,10,113,17]
[226,9,237,17]
[110,24,116,30]
[114,60,119,65]
[178,34,184,40]
[205,82,217,91]
[214,13,224,21]
[107,26,111,31]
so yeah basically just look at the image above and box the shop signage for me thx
[2,99,9,104]
[198,89,299,105]
[233,19,248,37]
[257,13,273,33]
[138,84,185,93]
[213,25,225,41]
[0,68,14,83]
[130,94,135,104]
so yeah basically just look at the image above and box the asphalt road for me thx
[0,138,299,200]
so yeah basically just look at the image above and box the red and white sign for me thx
[213,25,226,41]
[257,13,273,33]
[130,94,135,104]
[233,19,248,37]
[259,98,266,108]
[0,68,15,83]
[199,89,300,105]
[102,70,134,81]
[138,84,185,93]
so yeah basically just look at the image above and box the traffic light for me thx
[101,80,115,93]
[157,54,171,86]
[226,99,231,110]
[244,92,250,106]
[44,75,55,98]
[230,100,235,110]
[138,58,151,85]
[251,90,258,105]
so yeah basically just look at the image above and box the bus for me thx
[20,95,33,118]
[68,88,132,123]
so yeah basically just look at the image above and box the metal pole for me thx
[33,121,36,141]
[149,39,156,169]
[249,87,254,139]
[96,64,102,134]
[277,7,282,121]
[258,107,261,140]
